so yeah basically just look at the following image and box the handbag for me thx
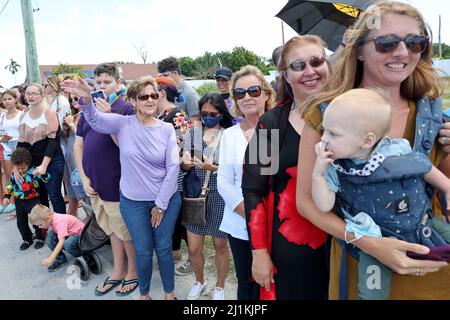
[181,129,222,226]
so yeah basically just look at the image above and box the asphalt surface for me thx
[0,209,162,300]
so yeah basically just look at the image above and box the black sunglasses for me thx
[137,93,159,101]
[363,35,429,54]
[199,111,220,118]
[233,85,262,100]
[288,56,326,72]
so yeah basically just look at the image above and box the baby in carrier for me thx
[311,88,450,300]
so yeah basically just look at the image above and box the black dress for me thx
[242,101,329,300]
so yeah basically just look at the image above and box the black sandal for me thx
[94,277,123,296]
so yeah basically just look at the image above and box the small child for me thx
[312,88,450,300]
[29,204,85,272]
[4,148,50,251]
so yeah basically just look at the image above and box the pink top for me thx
[49,213,85,240]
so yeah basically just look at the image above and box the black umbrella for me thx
[276,0,373,51]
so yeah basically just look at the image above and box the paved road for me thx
[0,209,237,300]
[0,209,160,300]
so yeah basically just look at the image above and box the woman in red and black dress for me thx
[242,36,331,300]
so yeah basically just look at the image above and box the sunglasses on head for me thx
[137,93,159,101]
[363,34,429,54]
[232,85,262,100]
[199,111,220,118]
[288,56,326,72]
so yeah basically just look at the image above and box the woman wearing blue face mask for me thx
[181,93,233,300]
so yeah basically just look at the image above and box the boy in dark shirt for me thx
[4,147,50,250]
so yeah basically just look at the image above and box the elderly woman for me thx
[61,77,180,300]
[217,65,275,300]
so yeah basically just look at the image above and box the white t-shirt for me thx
[1,110,23,141]
[217,123,249,240]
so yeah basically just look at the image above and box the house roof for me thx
[39,63,159,82]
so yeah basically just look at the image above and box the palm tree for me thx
[5,58,21,84]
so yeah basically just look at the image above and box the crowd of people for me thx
[1,0,450,300]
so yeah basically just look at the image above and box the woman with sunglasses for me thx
[181,93,233,300]
[61,77,180,300]
[217,65,275,300]
[298,1,450,300]
[61,94,84,217]
[241,35,330,300]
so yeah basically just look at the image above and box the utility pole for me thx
[21,0,41,83]
[281,21,285,45]
[439,14,442,59]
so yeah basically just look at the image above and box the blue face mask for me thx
[201,114,223,128]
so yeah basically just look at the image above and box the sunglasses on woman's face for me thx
[288,56,326,72]
[364,34,429,54]
[137,93,159,101]
[71,96,79,103]
[232,85,262,100]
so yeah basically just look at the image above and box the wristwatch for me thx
[155,206,164,214]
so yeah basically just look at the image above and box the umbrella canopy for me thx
[276,0,373,51]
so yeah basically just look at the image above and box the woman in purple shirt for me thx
[62,77,180,300]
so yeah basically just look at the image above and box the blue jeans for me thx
[46,229,81,263]
[120,191,181,295]
[40,153,66,214]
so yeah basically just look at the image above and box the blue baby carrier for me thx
[320,97,446,299]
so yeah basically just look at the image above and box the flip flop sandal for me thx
[94,276,123,296]
[115,278,139,297]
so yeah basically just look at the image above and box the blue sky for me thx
[0,0,449,87]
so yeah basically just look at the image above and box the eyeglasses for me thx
[288,56,326,72]
[199,111,220,118]
[137,93,159,101]
[70,96,79,103]
[232,85,262,100]
[25,92,41,97]
[363,35,429,54]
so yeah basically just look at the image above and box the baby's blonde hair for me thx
[29,204,53,226]
[327,88,392,139]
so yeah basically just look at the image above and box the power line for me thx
[0,0,10,16]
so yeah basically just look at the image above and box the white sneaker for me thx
[187,281,207,300]
[212,287,225,300]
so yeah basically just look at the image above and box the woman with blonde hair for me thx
[217,65,275,300]
[242,35,331,300]
[16,83,66,248]
[297,0,450,299]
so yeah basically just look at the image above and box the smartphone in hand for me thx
[407,244,450,262]
[91,90,106,104]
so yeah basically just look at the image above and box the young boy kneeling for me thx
[29,204,85,272]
